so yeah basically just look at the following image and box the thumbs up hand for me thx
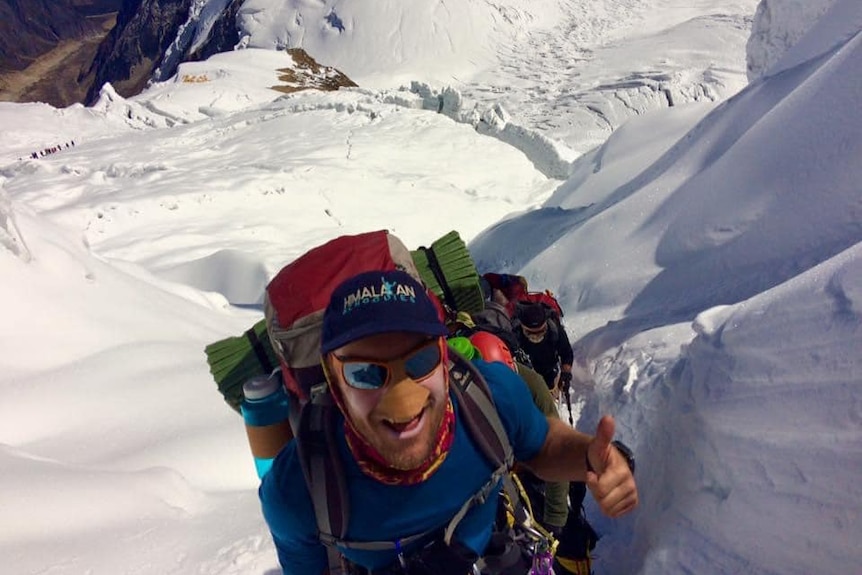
[585,415,639,518]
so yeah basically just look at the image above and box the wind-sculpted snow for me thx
[91,83,176,129]
[156,249,272,306]
[0,449,208,540]
[472,6,862,570]
[0,192,30,260]
[612,245,862,575]
[1,82,549,293]
[474,23,862,353]
[746,0,841,81]
[237,0,561,85]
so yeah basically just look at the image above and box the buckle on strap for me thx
[443,465,507,545]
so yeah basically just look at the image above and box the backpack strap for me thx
[450,355,553,553]
[417,245,458,311]
[448,354,513,470]
[295,391,350,540]
[443,354,521,545]
[298,391,435,552]
[244,325,275,373]
[546,319,560,347]
[297,389,438,552]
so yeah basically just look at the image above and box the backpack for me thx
[205,229,483,413]
[411,230,486,315]
[516,291,564,324]
[482,273,528,313]
[482,273,564,325]
[458,307,529,371]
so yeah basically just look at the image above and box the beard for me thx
[355,391,447,470]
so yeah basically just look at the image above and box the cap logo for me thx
[343,276,417,314]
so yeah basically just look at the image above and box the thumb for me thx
[587,415,615,476]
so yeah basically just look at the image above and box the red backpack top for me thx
[482,272,564,321]
[264,230,437,402]
[517,291,563,320]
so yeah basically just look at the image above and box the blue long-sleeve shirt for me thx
[259,360,550,574]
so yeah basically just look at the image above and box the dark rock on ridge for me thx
[83,0,191,104]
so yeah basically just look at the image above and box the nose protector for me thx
[374,375,430,422]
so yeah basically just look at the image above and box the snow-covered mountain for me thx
[84,0,760,156]
[1,0,860,574]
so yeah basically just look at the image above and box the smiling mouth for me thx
[382,407,426,435]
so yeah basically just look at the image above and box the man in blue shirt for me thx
[259,270,638,574]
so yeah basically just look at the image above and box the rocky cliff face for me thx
[0,0,105,71]
[0,0,122,106]
[186,0,244,65]
[83,0,192,104]
[84,0,253,104]
[3,0,355,107]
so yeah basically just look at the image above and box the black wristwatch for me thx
[612,440,635,475]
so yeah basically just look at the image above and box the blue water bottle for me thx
[241,372,293,479]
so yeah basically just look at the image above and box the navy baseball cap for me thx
[320,270,448,354]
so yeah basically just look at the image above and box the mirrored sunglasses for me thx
[332,338,444,390]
